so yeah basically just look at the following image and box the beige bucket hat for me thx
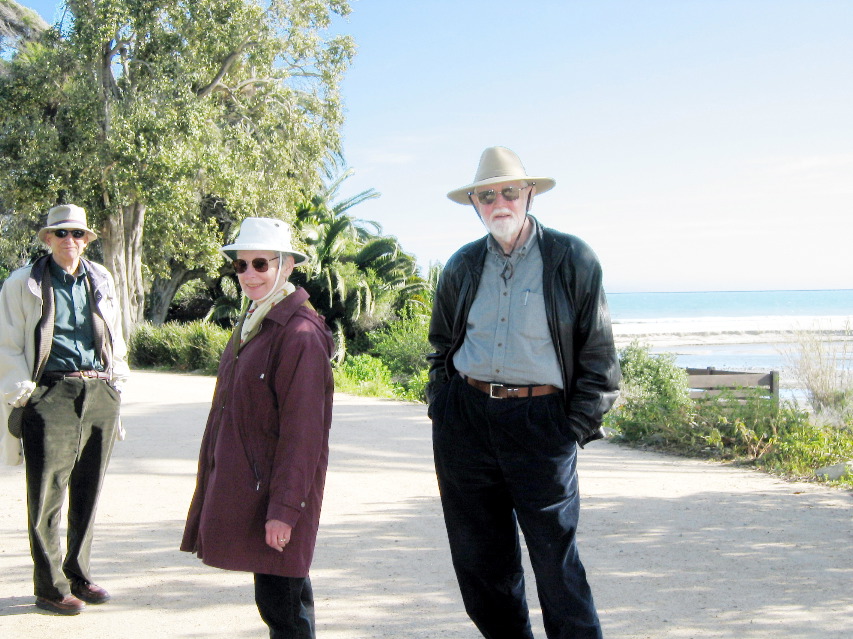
[38,204,98,242]
[447,146,556,205]
[220,216,309,266]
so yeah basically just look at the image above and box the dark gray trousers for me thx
[432,374,602,639]
[21,377,119,599]
[254,574,315,639]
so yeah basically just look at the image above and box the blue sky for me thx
[24,1,853,293]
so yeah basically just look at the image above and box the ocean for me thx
[605,289,853,378]
[607,289,853,321]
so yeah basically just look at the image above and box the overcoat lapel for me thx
[32,262,55,382]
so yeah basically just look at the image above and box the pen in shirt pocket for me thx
[523,289,531,306]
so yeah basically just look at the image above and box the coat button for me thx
[300,502,306,508]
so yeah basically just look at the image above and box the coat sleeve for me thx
[96,266,130,389]
[564,248,621,444]
[0,272,34,403]
[426,260,460,408]
[265,318,333,528]
[0,271,32,465]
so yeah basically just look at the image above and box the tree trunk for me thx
[147,263,205,325]
[100,202,146,339]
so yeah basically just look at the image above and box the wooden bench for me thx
[686,367,780,403]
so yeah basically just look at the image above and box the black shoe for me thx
[35,594,86,615]
[70,579,111,604]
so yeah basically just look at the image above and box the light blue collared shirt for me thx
[452,219,563,387]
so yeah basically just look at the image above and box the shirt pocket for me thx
[515,290,548,340]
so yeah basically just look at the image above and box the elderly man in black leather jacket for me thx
[427,147,621,639]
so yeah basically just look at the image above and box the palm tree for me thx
[291,167,426,360]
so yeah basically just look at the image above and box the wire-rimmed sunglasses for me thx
[232,256,280,274]
[471,184,533,205]
[52,229,87,239]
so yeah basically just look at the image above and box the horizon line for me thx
[606,288,853,295]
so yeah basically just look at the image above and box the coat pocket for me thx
[7,406,24,438]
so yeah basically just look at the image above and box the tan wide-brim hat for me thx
[37,204,98,242]
[447,146,556,205]
[220,216,309,266]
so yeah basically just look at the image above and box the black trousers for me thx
[21,377,120,599]
[254,574,315,639]
[432,374,602,639]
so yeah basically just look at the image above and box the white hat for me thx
[447,146,556,205]
[38,204,98,242]
[220,217,308,266]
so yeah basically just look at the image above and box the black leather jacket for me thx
[427,217,621,446]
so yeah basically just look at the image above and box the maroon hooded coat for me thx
[181,288,334,577]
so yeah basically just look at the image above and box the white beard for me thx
[486,208,523,245]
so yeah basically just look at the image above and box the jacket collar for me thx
[28,254,107,298]
[27,254,53,298]
[263,287,310,327]
[463,215,566,272]
[231,286,313,354]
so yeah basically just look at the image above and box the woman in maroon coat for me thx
[181,217,334,638]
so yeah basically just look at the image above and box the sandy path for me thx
[1,370,850,638]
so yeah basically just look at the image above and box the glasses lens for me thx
[251,258,271,273]
[501,186,521,201]
[476,190,497,205]
[53,229,87,239]
[232,257,278,274]
[475,186,526,205]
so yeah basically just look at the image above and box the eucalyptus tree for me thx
[0,0,46,55]
[0,0,354,335]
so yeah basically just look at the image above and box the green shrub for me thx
[184,322,232,374]
[369,315,431,382]
[334,354,397,398]
[128,321,230,374]
[690,391,807,460]
[605,342,694,443]
[128,322,183,368]
[359,313,431,403]
[606,341,853,487]
[396,367,429,403]
[757,417,853,479]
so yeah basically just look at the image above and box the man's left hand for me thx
[7,381,36,408]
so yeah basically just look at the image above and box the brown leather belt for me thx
[42,370,110,382]
[466,376,560,399]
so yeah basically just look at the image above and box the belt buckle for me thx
[489,383,521,399]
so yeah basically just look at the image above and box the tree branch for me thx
[196,39,259,99]
[106,38,132,59]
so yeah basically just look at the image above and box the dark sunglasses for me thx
[232,256,280,274]
[52,229,87,239]
[471,184,532,206]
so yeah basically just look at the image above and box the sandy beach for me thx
[1,370,851,639]
[611,314,853,395]
[611,314,852,347]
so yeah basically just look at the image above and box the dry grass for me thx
[783,322,853,426]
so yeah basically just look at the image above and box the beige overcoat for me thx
[0,255,129,465]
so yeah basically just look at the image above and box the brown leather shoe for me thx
[35,594,86,615]
[70,579,111,604]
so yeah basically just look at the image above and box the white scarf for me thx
[239,281,296,345]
